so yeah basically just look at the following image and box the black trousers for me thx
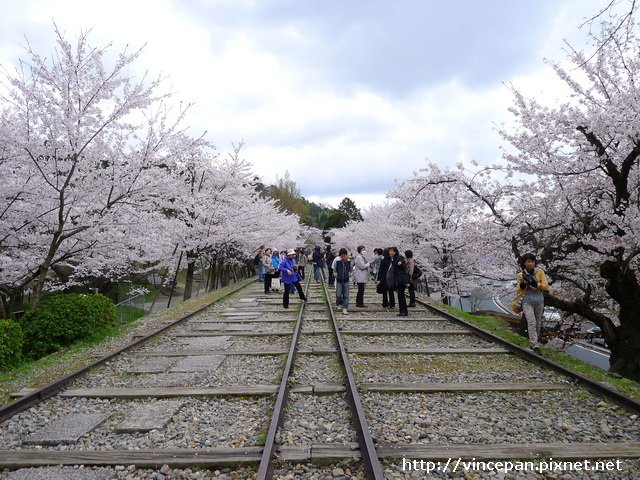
[283,281,306,308]
[264,273,273,293]
[327,268,335,286]
[383,288,395,308]
[298,266,305,279]
[408,283,416,305]
[356,283,366,306]
[397,284,408,315]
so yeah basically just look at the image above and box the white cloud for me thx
[0,0,612,206]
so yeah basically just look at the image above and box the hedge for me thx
[0,320,24,370]
[20,293,116,359]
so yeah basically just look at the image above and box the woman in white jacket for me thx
[261,248,275,294]
[354,245,370,307]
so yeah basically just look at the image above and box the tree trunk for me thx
[600,259,640,379]
[206,260,215,292]
[183,251,197,301]
[0,293,8,319]
[31,259,53,309]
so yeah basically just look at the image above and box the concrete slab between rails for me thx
[169,355,225,372]
[223,309,294,314]
[8,466,115,480]
[377,442,640,459]
[22,413,110,446]
[304,316,445,321]
[346,348,509,354]
[339,330,473,335]
[0,448,264,469]
[174,331,293,337]
[218,312,261,317]
[301,329,334,334]
[127,357,177,374]
[141,349,289,356]
[279,443,361,463]
[9,388,39,398]
[289,383,347,394]
[115,400,186,433]
[191,318,293,323]
[192,322,257,334]
[296,348,338,354]
[191,323,225,331]
[126,372,206,388]
[358,381,572,393]
[277,441,640,462]
[59,385,279,398]
[183,336,230,348]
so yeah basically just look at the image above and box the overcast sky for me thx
[0,0,612,208]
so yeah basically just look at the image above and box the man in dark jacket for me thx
[388,246,409,316]
[376,249,395,309]
[325,246,336,286]
[332,248,352,314]
[312,246,325,283]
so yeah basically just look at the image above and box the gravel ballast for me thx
[364,390,640,444]
[349,353,570,384]
[277,393,357,445]
[0,396,272,450]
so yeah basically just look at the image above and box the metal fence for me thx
[115,293,146,324]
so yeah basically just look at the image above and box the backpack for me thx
[411,264,423,280]
[253,254,261,266]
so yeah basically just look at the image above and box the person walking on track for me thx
[405,249,417,307]
[376,248,395,310]
[516,253,549,354]
[332,248,353,314]
[262,247,275,294]
[279,248,307,308]
[354,245,370,308]
[388,246,409,317]
[312,245,325,283]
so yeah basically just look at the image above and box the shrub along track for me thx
[0,275,639,479]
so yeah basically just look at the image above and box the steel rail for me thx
[256,274,311,480]
[0,278,256,423]
[415,298,640,413]
[319,275,385,480]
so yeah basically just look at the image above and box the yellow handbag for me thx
[510,290,525,314]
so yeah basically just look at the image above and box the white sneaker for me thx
[343,308,348,315]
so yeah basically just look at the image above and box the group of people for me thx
[255,245,551,354]
[258,244,422,316]
[255,246,308,308]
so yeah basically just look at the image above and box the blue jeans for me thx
[314,265,323,281]
[336,281,349,310]
[258,262,264,281]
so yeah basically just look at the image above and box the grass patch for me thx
[350,353,522,375]
[0,277,257,405]
[432,302,640,402]
[256,432,267,446]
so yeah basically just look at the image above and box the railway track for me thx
[1,275,639,479]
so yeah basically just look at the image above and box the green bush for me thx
[20,294,116,359]
[0,320,24,370]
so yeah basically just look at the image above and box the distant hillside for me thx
[254,171,362,230]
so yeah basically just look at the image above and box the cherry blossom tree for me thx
[0,26,198,310]
[166,141,302,300]
[496,16,640,378]
[328,202,402,254]
[328,8,640,379]
[387,164,514,303]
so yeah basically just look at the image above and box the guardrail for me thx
[114,293,146,324]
